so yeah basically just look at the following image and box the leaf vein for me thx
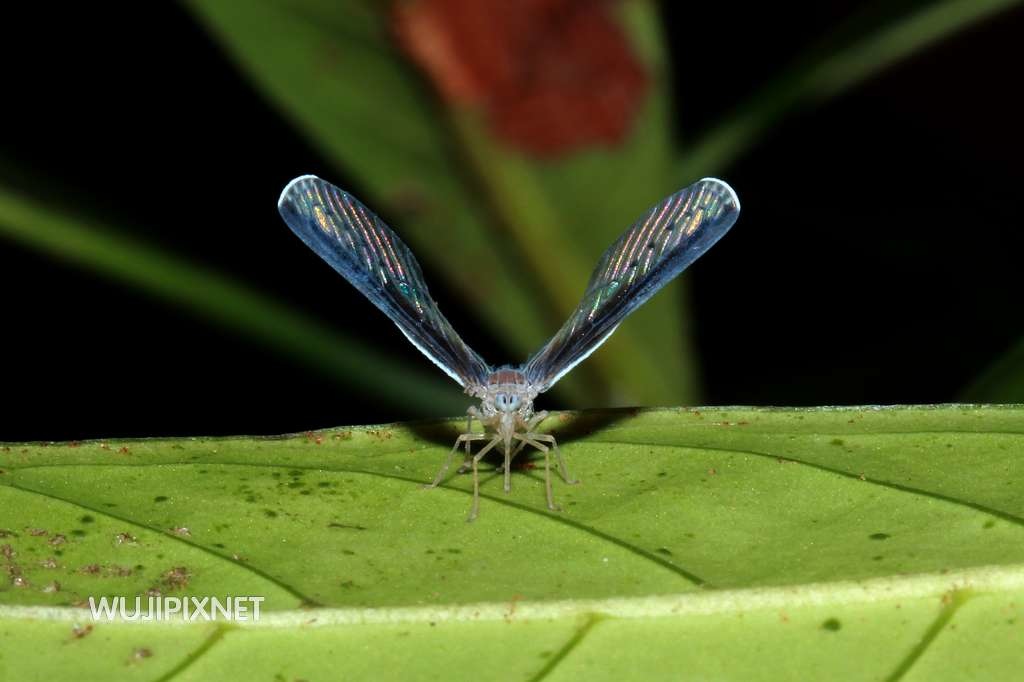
[528,613,603,682]
[153,622,234,682]
[585,438,1024,527]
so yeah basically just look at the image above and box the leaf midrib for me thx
[2,563,1021,626]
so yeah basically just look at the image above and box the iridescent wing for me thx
[278,175,491,390]
[524,178,740,392]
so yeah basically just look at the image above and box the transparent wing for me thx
[524,178,740,392]
[278,175,491,390]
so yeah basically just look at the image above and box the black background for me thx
[1,2,1021,441]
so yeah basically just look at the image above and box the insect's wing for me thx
[524,178,740,392]
[278,175,491,390]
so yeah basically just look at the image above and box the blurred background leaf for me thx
[185,0,697,406]
[963,340,1024,403]
[0,185,463,413]
[677,0,1022,177]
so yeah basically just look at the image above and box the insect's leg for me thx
[503,439,515,493]
[544,446,557,512]
[425,430,486,489]
[514,435,560,512]
[468,436,502,522]
[457,407,482,474]
[527,410,549,430]
[496,439,529,475]
[528,433,579,485]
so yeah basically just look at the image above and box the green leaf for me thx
[2,405,1023,679]
[183,0,699,407]
[678,0,1023,177]
[183,0,575,398]
[0,183,464,415]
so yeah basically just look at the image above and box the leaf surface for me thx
[2,405,1022,679]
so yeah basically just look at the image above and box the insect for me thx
[278,175,740,520]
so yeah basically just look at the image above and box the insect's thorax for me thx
[472,365,537,419]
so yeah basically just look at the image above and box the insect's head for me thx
[494,392,522,413]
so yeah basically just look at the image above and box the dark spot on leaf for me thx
[446,548,462,554]
[655,547,673,556]
[154,496,169,503]
[821,618,841,631]
[829,438,844,446]
[872,555,884,561]
[317,482,331,488]
[71,530,86,538]
[869,533,890,540]
[342,549,356,556]
[984,520,996,529]
[657,471,667,477]
[327,523,367,531]
[79,515,95,524]
[162,566,191,590]
[212,543,225,549]
[263,510,278,518]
